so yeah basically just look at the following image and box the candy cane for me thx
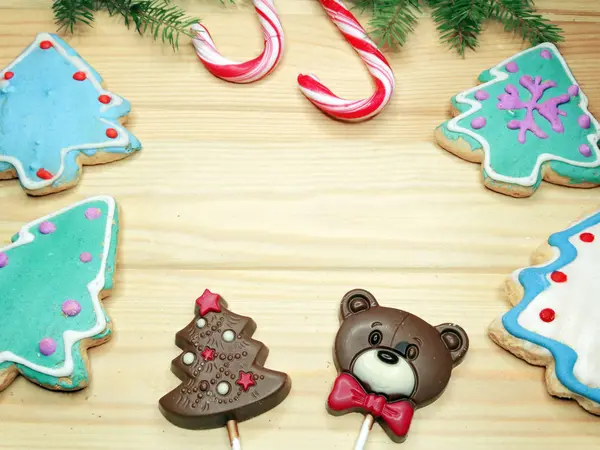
[297,0,395,121]
[191,0,284,83]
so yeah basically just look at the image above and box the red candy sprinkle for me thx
[580,232,595,243]
[36,168,53,180]
[40,40,52,50]
[73,71,87,81]
[98,94,111,104]
[236,371,256,391]
[539,308,556,323]
[105,128,118,139]
[3,72,14,80]
[550,271,567,283]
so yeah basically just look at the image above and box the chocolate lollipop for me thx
[327,289,469,447]
[159,289,291,449]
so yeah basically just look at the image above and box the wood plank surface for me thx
[1,1,600,449]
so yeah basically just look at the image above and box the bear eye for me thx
[368,330,382,346]
[406,345,419,360]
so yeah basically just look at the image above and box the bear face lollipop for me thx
[327,289,469,446]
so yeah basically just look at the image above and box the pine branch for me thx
[53,0,96,33]
[367,0,422,49]
[430,0,488,55]
[350,0,563,54]
[101,0,200,49]
[487,0,564,45]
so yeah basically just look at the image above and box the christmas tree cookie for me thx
[159,290,291,446]
[0,33,141,196]
[0,196,119,391]
[435,43,600,198]
[489,210,600,414]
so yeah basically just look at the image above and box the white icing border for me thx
[0,33,131,190]
[0,195,116,378]
[446,43,600,187]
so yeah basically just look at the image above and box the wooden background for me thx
[1,0,600,448]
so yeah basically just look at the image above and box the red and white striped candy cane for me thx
[191,0,284,84]
[297,0,395,121]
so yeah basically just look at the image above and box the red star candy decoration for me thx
[236,371,256,392]
[201,346,216,361]
[195,289,221,316]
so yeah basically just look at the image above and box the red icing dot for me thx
[98,94,111,104]
[73,71,87,81]
[36,168,53,180]
[4,72,14,80]
[550,271,567,283]
[580,232,595,243]
[539,308,555,323]
[40,40,52,50]
[105,128,118,139]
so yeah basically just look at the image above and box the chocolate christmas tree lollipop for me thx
[159,289,291,449]
[328,289,469,447]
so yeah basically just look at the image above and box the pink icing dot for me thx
[85,208,102,220]
[471,117,487,129]
[62,300,82,317]
[579,144,592,157]
[80,252,92,263]
[505,62,519,73]
[39,221,56,235]
[568,84,579,97]
[540,49,552,60]
[475,90,489,101]
[39,338,57,356]
[578,114,591,129]
[0,252,7,268]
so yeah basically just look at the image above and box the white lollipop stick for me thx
[354,414,374,450]
[191,0,284,83]
[227,420,242,450]
[297,0,395,122]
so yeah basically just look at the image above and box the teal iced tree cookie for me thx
[0,33,141,196]
[0,196,119,391]
[435,43,600,198]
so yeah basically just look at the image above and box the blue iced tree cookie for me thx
[0,33,141,196]
[489,210,600,415]
[0,196,119,391]
[435,43,600,198]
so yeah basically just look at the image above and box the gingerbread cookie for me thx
[159,290,291,434]
[489,211,600,414]
[0,196,119,391]
[0,33,141,196]
[327,289,469,444]
[435,43,600,198]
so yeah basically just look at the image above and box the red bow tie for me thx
[327,373,414,438]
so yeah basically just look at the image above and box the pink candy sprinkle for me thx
[80,252,92,263]
[85,208,102,220]
[62,300,82,317]
[505,62,519,73]
[578,114,591,129]
[475,90,489,101]
[39,221,56,235]
[0,252,7,268]
[471,117,487,129]
[39,338,57,356]
[579,144,592,157]
[540,49,552,60]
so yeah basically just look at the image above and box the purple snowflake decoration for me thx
[497,75,571,143]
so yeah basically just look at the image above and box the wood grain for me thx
[1,1,600,448]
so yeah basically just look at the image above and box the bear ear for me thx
[340,289,379,320]
[436,323,469,367]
